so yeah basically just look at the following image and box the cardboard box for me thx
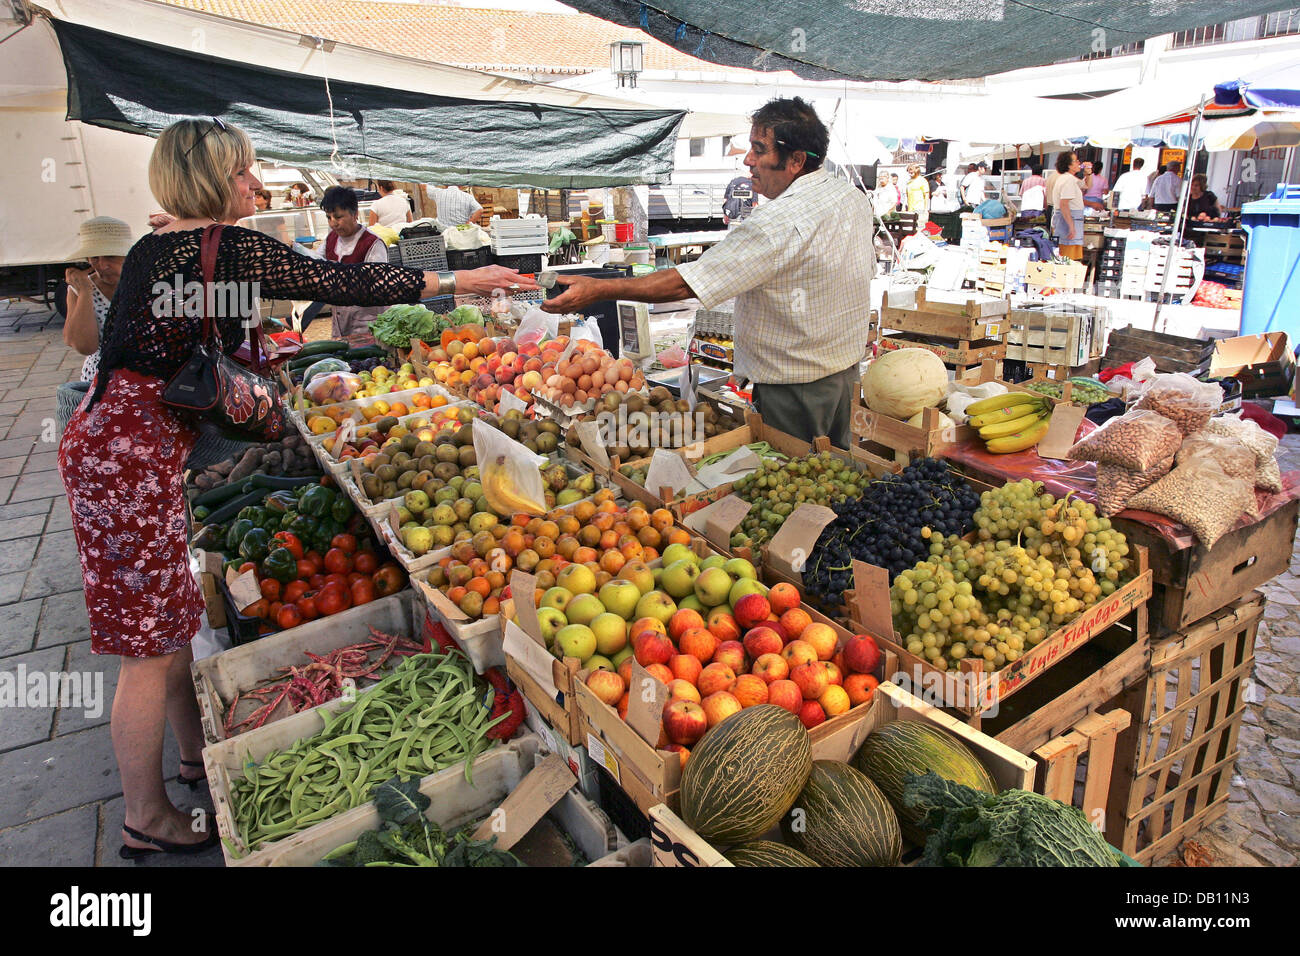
[1209,331,1295,397]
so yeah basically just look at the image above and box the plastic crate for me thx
[421,294,455,312]
[446,246,492,270]
[492,252,545,274]
[397,234,448,271]
[594,764,651,842]
[386,244,403,265]
[215,574,265,647]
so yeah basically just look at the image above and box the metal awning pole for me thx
[1154,97,1206,333]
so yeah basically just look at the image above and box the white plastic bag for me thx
[471,418,547,515]
[515,307,558,349]
[570,316,603,350]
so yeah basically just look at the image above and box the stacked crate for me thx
[976,242,1009,296]
[1095,230,1126,298]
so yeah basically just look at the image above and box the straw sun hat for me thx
[69,216,135,259]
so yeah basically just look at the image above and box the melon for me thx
[679,705,812,847]
[853,721,997,844]
[783,760,901,867]
[724,841,819,867]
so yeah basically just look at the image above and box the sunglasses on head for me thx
[774,137,820,159]
[184,117,228,158]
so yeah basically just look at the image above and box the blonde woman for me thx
[905,164,929,222]
[57,117,535,860]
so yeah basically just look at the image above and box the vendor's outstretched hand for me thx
[458,266,540,297]
[541,275,609,313]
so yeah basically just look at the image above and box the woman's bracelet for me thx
[437,271,456,296]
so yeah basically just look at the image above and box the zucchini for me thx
[192,478,253,507]
[295,340,350,358]
[190,524,227,552]
[287,355,323,371]
[248,473,321,491]
[205,487,268,525]
[343,346,387,361]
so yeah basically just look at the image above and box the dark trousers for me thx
[752,362,859,450]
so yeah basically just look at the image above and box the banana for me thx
[985,417,1051,453]
[968,398,1048,430]
[978,408,1049,440]
[963,391,1044,419]
[482,456,544,514]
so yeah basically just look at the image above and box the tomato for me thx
[331,533,358,555]
[296,559,317,581]
[283,580,310,604]
[350,577,377,606]
[271,532,304,561]
[295,591,320,621]
[324,572,350,591]
[245,599,270,620]
[238,562,257,575]
[323,548,353,575]
[316,585,351,616]
[309,573,328,590]
[347,571,369,587]
[276,604,304,630]
[353,551,379,575]
[259,578,282,603]
[268,601,283,621]
[304,551,325,575]
[373,562,406,597]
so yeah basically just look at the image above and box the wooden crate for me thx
[880,289,1009,341]
[1113,592,1264,864]
[501,616,584,746]
[852,400,976,466]
[646,682,1036,866]
[1034,709,1133,835]
[1005,309,1096,368]
[1203,233,1245,265]
[1113,497,1299,636]
[1104,324,1213,375]
[878,332,1007,368]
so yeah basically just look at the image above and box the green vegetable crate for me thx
[192,592,423,747]
[647,682,1035,867]
[252,739,641,867]
[204,655,508,867]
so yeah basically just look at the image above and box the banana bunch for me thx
[965,391,1052,454]
[481,455,545,515]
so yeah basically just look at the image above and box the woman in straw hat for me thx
[58,117,535,861]
[55,218,133,433]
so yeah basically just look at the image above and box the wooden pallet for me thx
[1112,592,1265,864]
[1104,324,1213,375]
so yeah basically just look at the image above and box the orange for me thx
[482,597,501,617]
[666,527,692,547]
[388,402,408,417]
[651,508,674,533]
[430,395,447,408]
[446,586,468,605]
[466,577,491,598]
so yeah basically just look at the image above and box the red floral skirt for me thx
[57,369,202,658]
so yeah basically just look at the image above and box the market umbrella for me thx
[1214,61,1300,110]
[1201,113,1300,151]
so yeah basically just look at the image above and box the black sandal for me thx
[177,759,207,790]
[118,824,218,861]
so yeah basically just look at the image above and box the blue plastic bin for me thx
[1240,184,1300,339]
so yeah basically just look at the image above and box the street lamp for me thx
[609,40,644,88]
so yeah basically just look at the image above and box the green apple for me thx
[694,566,734,607]
[556,624,597,661]
[723,557,758,581]
[660,543,697,567]
[660,559,700,599]
[676,593,707,614]
[610,645,635,669]
[556,563,597,596]
[617,561,655,595]
[729,576,768,608]
[540,586,573,614]
[565,593,605,627]
[634,590,677,626]
[700,554,728,571]
[589,613,629,657]
[598,579,641,620]
[537,606,567,643]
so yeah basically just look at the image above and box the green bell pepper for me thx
[226,518,256,553]
[280,511,298,530]
[265,490,299,514]
[288,513,320,543]
[262,547,298,584]
[297,485,336,518]
[239,528,272,563]
[331,496,355,523]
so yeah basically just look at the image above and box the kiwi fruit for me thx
[362,474,383,499]
[374,416,400,434]
[374,463,397,483]
[411,471,433,493]
[418,454,438,472]
[624,393,645,413]
[501,419,521,439]
[400,433,420,454]
[391,451,412,469]
[398,471,416,490]
[535,432,558,454]
[382,481,398,500]
[435,444,460,464]
[454,424,474,446]
[413,441,435,459]
[434,462,460,482]
[371,452,392,469]
[458,445,476,468]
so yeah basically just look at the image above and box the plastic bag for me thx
[657,345,688,368]
[305,371,361,406]
[302,357,350,386]
[1095,457,1173,517]
[1105,356,1158,401]
[1202,414,1283,492]
[570,316,603,350]
[1128,458,1255,548]
[515,307,558,349]
[1177,432,1259,517]
[1133,372,1223,436]
[471,417,547,515]
[1066,408,1182,471]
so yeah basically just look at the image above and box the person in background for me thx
[1082,161,1109,211]
[1187,173,1222,221]
[1150,162,1184,213]
[1112,158,1149,211]
[426,184,482,227]
[960,163,984,207]
[540,96,871,448]
[317,186,393,338]
[368,180,414,228]
[56,217,133,434]
[284,182,312,208]
[874,174,899,215]
[905,164,929,221]
[1020,166,1047,216]
[930,171,958,213]
[1050,151,1085,260]
[253,189,272,212]
[888,174,904,211]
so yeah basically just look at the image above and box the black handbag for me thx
[163,224,289,442]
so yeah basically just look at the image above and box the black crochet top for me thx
[89,226,424,407]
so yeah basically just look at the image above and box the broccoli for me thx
[352,829,392,866]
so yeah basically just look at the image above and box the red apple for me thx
[820,660,843,686]
[633,631,674,667]
[697,662,737,697]
[843,634,882,675]
[706,608,741,643]
[752,653,790,684]
[798,700,827,730]
[585,669,626,707]
[667,678,701,703]
[733,593,772,630]
[668,608,705,641]
[767,582,801,616]
[669,653,703,686]
[732,674,770,708]
[678,627,718,663]
[644,662,674,686]
[791,661,830,700]
[663,743,690,771]
[743,626,784,660]
[844,673,880,707]
[768,679,802,714]
[712,640,746,673]
[701,691,743,727]
[662,698,708,745]
[781,639,818,669]
[801,622,838,662]
[778,608,812,641]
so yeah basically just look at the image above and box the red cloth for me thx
[1098,360,1135,384]
[1240,401,1288,440]
[58,369,202,657]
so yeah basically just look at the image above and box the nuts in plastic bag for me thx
[1094,457,1173,517]
[1066,408,1183,470]
[1127,458,1254,548]
[1133,373,1224,436]
[1176,431,1260,517]
[1201,414,1283,492]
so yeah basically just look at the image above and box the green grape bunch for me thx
[728,451,864,550]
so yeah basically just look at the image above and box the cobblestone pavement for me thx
[0,298,1295,867]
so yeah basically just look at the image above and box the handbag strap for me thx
[199,222,270,376]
